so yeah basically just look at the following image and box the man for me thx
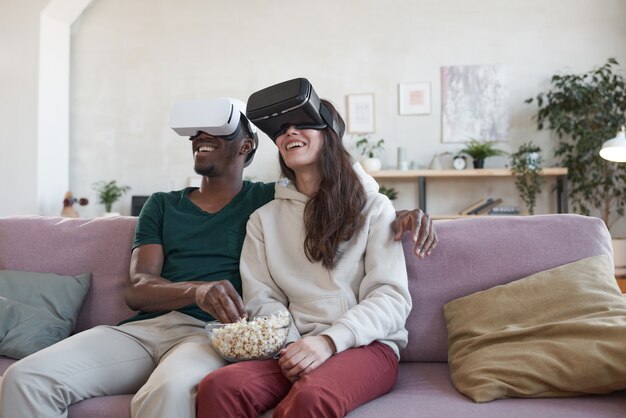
[0,98,437,418]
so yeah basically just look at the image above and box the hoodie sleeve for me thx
[321,195,412,353]
[241,211,301,344]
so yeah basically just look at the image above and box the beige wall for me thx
[3,0,626,229]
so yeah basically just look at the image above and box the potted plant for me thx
[356,136,385,172]
[510,142,543,215]
[459,139,505,168]
[93,180,131,216]
[379,185,398,201]
[526,58,626,271]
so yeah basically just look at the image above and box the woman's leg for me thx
[274,341,398,418]
[196,359,291,418]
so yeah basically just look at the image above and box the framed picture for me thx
[441,64,508,143]
[398,82,431,115]
[346,93,375,133]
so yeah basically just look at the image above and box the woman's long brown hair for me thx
[279,99,366,269]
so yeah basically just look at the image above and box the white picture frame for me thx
[398,82,431,115]
[346,93,375,133]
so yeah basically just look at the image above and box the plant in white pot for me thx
[93,180,131,216]
[356,136,385,172]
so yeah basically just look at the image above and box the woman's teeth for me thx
[286,142,305,150]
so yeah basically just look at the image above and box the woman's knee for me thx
[275,382,342,418]
[198,367,240,399]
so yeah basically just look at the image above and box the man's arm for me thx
[391,209,438,258]
[125,244,246,323]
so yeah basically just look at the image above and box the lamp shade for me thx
[599,126,626,162]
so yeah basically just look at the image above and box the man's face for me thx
[191,131,242,177]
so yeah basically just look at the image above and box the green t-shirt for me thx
[121,181,275,324]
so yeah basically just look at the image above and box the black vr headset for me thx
[246,78,342,142]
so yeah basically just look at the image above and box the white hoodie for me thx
[240,163,412,358]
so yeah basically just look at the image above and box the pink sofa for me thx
[1,214,625,418]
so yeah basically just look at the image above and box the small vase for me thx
[361,158,382,173]
[473,159,485,169]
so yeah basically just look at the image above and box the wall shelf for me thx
[370,167,568,214]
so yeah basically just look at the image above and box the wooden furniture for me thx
[370,167,568,215]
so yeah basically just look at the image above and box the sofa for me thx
[1,214,625,418]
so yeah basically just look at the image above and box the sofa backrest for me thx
[399,214,613,362]
[0,216,137,332]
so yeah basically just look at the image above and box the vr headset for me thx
[246,78,341,142]
[168,97,258,166]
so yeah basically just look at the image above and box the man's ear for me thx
[240,138,254,156]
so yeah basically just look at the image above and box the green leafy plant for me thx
[379,185,398,200]
[356,136,385,158]
[526,58,626,231]
[510,142,544,215]
[93,180,131,213]
[460,139,506,160]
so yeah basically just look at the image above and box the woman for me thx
[196,89,412,418]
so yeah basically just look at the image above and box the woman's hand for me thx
[392,209,438,259]
[278,335,336,382]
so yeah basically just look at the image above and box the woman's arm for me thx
[241,212,301,343]
[322,197,413,353]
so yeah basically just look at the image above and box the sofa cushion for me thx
[444,255,626,402]
[346,363,626,418]
[0,270,91,359]
[0,216,137,331]
[399,214,613,362]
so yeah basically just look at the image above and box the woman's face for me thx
[275,125,324,172]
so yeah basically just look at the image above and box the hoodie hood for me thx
[275,162,379,202]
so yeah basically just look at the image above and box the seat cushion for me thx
[67,395,132,418]
[345,363,626,418]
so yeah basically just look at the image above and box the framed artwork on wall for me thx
[441,64,508,143]
[346,93,375,133]
[398,82,431,115]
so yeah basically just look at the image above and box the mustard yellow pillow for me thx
[444,255,626,403]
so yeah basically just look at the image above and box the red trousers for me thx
[196,341,398,418]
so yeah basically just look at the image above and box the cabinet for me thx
[370,168,568,218]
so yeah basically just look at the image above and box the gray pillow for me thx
[0,270,91,359]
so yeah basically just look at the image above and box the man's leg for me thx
[130,313,227,418]
[0,326,155,418]
[274,341,399,418]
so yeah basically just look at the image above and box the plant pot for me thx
[613,238,626,276]
[102,211,121,217]
[526,152,540,170]
[361,158,382,173]
[472,158,485,169]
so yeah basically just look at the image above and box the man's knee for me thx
[2,360,47,393]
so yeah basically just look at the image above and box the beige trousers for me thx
[0,311,226,418]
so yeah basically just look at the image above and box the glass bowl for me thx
[205,311,291,362]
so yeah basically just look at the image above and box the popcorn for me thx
[208,311,290,361]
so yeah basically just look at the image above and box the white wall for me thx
[3,0,626,230]
[0,0,49,215]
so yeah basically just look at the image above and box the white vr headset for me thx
[169,97,258,166]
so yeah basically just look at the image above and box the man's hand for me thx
[277,336,335,382]
[392,209,438,259]
[195,280,246,323]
